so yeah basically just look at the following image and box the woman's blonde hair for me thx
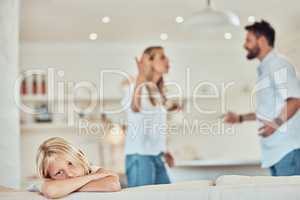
[36,137,91,179]
[142,46,167,107]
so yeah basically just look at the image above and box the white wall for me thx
[0,0,21,188]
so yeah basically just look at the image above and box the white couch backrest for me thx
[216,175,300,186]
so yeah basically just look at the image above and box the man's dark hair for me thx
[245,20,275,47]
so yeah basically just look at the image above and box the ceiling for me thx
[20,0,300,43]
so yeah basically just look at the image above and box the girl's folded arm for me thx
[41,174,97,199]
[78,175,121,192]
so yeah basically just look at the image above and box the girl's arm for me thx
[40,173,104,199]
[78,169,121,192]
[78,176,121,192]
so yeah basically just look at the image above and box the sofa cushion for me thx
[211,184,300,200]
[216,175,300,186]
[122,180,214,191]
[64,181,212,200]
[0,192,45,200]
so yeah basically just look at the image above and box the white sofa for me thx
[211,175,300,200]
[1,176,300,200]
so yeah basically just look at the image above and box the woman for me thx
[29,137,121,198]
[123,46,179,187]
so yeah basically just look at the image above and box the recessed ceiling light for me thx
[102,16,111,24]
[89,33,98,40]
[224,32,232,40]
[248,16,256,23]
[175,16,184,24]
[160,33,168,41]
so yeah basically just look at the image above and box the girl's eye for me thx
[55,170,64,176]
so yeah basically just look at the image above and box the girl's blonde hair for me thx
[142,46,167,107]
[36,137,91,179]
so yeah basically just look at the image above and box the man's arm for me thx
[223,112,256,124]
[240,112,257,122]
[277,98,300,124]
[259,98,300,137]
[259,62,300,137]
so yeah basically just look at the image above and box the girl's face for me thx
[47,154,85,180]
[151,49,170,75]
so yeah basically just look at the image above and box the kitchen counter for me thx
[175,159,261,167]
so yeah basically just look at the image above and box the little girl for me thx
[29,137,121,199]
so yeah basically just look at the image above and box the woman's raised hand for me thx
[135,54,149,80]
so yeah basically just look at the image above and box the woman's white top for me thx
[122,84,167,156]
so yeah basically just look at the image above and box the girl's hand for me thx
[79,170,121,193]
[92,168,118,180]
[91,171,110,180]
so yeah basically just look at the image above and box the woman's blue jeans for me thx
[126,153,171,187]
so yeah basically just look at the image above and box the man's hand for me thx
[223,112,240,124]
[164,152,175,168]
[258,119,279,138]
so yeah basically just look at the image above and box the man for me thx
[224,20,300,176]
